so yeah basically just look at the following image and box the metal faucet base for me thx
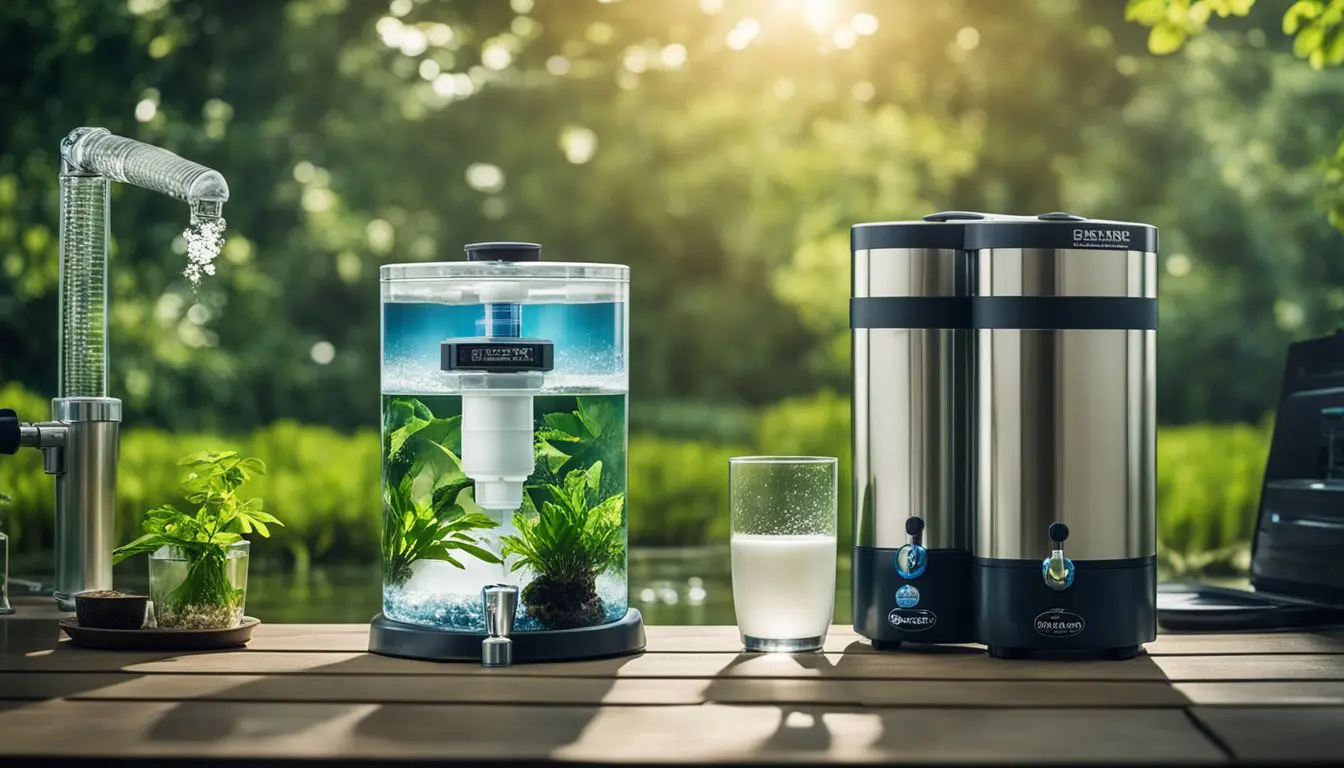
[51,397,121,609]
[368,608,645,663]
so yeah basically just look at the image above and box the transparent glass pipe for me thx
[56,128,229,398]
[58,175,110,398]
[62,128,229,218]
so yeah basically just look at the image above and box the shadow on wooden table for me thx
[0,618,68,656]
[711,651,838,752]
[124,650,648,753]
[692,636,1175,758]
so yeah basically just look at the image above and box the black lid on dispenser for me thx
[850,211,991,251]
[851,211,1159,253]
[465,242,542,262]
[966,212,1159,253]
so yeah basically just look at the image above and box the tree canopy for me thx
[0,0,1341,430]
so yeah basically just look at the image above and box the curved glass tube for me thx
[56,128,230,397]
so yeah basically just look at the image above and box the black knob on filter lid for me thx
[465,242,542,262]
[1049,522,1070,544]
[922,210,987,222]
[0,408,19,455]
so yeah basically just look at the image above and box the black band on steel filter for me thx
[972,297,1157,331]
[850,297,973,330]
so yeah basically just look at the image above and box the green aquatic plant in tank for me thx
[533,396,626,501]
[502,461,626,629]
[381,397,501,587]
[112,451,282,629]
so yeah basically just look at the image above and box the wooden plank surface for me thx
[0,700,1228,763]
[1155,654,1344,681]
[1177,682,1344,706]
[0,647,1171,681]
[0,672,1189,708]
[6,614,1344,655]
[4,615,1344,763]
[1191,707,1344,761]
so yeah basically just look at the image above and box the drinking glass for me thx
[729,456,838,653]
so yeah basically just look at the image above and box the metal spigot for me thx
[3,409,69,474]
[1043,522,1075,591]
[481,583,519,667]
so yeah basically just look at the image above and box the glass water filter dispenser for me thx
[370,242,645,664]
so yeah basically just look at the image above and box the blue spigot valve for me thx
[895,516,928,580]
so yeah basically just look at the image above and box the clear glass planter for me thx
[149,540,249,629]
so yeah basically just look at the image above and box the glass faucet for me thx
[0,127,229,610]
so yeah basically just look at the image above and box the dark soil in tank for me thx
[522,575,604,630]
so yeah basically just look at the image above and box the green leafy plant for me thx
[112,451,283,628]
[533,396,626,501]
[382,397,501,587]
[502,462,625,629]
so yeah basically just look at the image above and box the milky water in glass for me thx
[729,456,838,652]
[731,534,836,641]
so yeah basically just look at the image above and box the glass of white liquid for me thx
[729,455,838,653]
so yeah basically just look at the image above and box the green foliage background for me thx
[0,382,1268,578]
[0,0,1341,585]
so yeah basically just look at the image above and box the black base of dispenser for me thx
[853,546,974,646]
[974,556,1156,660]
[368,608,646,663]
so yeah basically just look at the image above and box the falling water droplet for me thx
[183,217,227,288]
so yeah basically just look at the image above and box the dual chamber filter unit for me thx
[851,211,1158,659]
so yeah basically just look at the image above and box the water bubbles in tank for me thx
[183,216,227,287]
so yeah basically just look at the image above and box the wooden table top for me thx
[2,603,1343,764]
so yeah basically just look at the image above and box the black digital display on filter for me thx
[440,339,555,373]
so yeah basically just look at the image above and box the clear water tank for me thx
[377,243,631,637]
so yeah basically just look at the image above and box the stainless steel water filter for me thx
[850,212,977,646]
[969,213,1158,659]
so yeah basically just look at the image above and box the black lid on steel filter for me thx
[850,211,992,251]
[966,212,1159,253]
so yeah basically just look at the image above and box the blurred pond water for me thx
[9,546,852,625]
[232,547,857,626]
[10,546,1245,626]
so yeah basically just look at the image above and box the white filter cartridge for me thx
[461,392,535,511]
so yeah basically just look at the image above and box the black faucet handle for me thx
[905,516,925,538]
[0,408,20,455]
[1048,522,1070,545]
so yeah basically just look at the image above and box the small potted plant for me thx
[113,450,281,630]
